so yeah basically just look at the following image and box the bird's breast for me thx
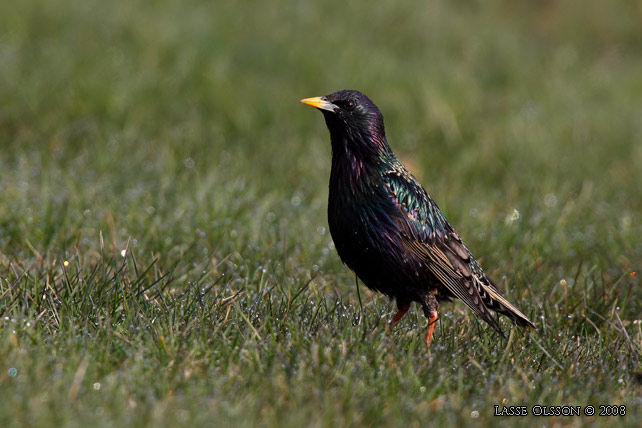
[328,175,398,265]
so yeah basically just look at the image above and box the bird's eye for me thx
[344,100,356,111]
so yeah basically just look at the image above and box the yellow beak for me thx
[300,96,336,112]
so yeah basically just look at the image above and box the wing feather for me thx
[383,166,533,331]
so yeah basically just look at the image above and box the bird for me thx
[300,89,535,345]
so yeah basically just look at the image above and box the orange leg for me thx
[423,291,440,346]
[391,302,411,325]
[424,311,439,346]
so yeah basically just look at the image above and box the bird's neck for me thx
[329,125,392,160]
[328,132,393,196]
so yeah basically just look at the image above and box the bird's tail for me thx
[476,278,535,329]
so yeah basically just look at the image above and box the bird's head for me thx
[301,90,388,159]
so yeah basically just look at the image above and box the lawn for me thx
[1,0,641,426]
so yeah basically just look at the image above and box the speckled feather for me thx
[302,89,534,341]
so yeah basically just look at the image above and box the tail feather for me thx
[476,277,535,329]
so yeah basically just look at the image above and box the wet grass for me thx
[1,0,641,426]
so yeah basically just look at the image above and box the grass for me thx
[1,0,641,426]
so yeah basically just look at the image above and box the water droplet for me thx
[184,157,194,169]
[93,382,101,390]
[507,209,520,224]
[7,368,17,377]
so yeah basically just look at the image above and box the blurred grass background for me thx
[1,0,641,426]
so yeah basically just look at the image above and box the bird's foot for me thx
[390,302,411,325]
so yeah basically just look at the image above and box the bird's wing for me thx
[382,167,532,332]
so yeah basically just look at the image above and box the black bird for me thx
[301,90,534,345]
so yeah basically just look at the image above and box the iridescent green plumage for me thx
[301,90,534,344]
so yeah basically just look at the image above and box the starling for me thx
[301,89,535,345]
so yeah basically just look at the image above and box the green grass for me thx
[1,0,641,426]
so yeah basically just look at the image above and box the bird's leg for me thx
[422,292,439,346]
[424,312,438,345]
[391,299,411,325]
